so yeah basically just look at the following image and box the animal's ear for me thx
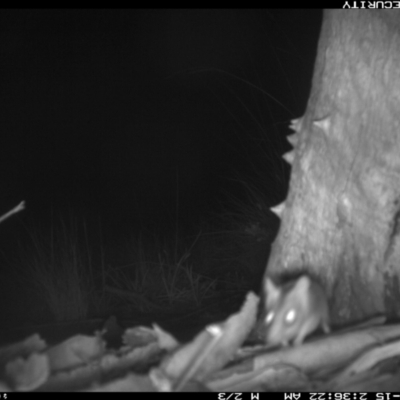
[294,275,310,292]
[265,277,280,303]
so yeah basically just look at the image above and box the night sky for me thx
[0,10,322,239]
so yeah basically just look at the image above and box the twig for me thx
[0,201,25,224]
[173,324,223,392]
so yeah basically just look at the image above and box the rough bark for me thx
[263,10,400,326]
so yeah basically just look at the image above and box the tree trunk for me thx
[262,10,400,327]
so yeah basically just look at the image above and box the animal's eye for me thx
[265,311,275,325]
[285,309,297,324]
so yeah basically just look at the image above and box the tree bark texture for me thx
[264,10,400,326]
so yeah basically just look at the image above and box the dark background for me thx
[0,9,322,241]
